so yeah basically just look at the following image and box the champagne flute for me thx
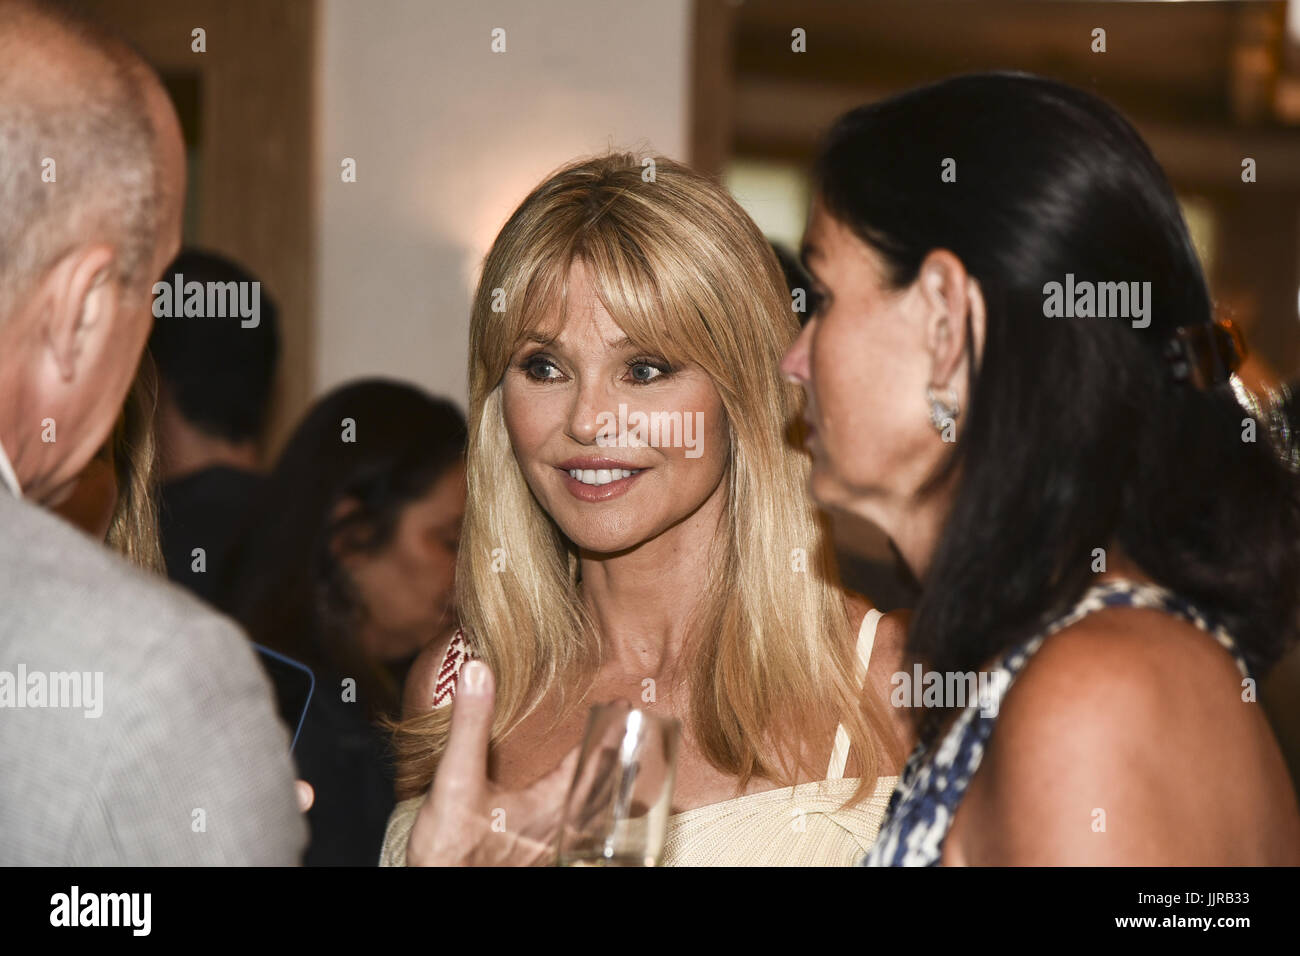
[556,702,680,867]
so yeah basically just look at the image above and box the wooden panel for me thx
[83,0,317,459]
[690,0,739,176]
[705,0,1300,374]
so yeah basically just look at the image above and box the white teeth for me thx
[566,467,643,486]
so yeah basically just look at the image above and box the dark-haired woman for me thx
[221,379,466,865]
[780,72,1300,864]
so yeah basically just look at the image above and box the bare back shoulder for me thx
[948,607,1300,864]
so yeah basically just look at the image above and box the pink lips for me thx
[556,458,649,503]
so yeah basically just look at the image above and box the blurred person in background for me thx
[149,248,280,603]
[48,350,322,815]
[221,379,466,865]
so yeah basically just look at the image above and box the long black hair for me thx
[814,72,1300,746]
[221,378,467,719]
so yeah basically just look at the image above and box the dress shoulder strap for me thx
[826,608,884,779]
[431,628,476,708]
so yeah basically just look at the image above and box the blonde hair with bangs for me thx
[392,153,895,807]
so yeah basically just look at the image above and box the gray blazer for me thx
[0,492,307,864]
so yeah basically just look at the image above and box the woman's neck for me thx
[576,480,727,681]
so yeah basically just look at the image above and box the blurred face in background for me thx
[341,459,467,663]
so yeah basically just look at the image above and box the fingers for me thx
[295,780,315,812]
[408,663,497,866]
[434,660,495,801]
[507,745,585,867]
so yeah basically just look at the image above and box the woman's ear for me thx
[915,249,983,389]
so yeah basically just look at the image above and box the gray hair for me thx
[0,0,159,323]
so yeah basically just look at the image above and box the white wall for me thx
[316,0,692,409]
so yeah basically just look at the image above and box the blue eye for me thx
[627,357,671,384]
[521,354,563,382]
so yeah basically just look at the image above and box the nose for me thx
[780,315,815,386]
[564,374,613,446]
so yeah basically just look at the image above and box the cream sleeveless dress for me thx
[379,610,898,866]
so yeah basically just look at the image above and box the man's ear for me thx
[915,249,982,389]
[41,244,121,382]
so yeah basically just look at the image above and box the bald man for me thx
[0,0,307,864]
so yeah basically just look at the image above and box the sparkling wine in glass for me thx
[556,702,680,867]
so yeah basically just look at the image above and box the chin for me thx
[542,496,647,553]
[807,461,850,511]
[809,464,896,535]
[556,520,649,556]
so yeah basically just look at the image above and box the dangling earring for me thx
[926,385,960,433]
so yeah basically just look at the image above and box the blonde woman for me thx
[382,154,911,866]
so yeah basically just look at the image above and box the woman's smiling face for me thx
[501,258,730,555]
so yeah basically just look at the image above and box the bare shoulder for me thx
[953,606,1300,863]
[401,627,459,720]
[842,592,901,676]
[999,606,1250,746]
[846,592,916,767]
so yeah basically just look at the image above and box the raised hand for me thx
[406,660,580,866]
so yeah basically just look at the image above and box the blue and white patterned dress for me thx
[862,578,1253,866]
